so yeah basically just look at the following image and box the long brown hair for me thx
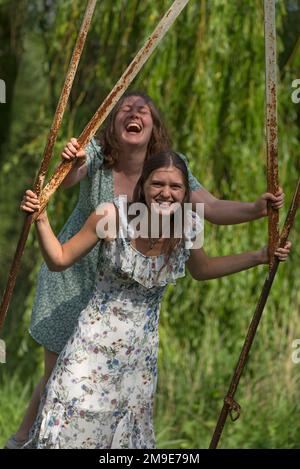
[96,91,172,168]
[132,150,191,268]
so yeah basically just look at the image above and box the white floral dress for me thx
[24,197,192,449]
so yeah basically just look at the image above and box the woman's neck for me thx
[114,146,147,176]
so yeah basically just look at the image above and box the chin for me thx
[122,132,146,145]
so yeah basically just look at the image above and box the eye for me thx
[139,107,150,114]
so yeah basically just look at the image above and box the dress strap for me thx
[85,138,104,178]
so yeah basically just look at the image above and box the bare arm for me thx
[60,138,88,188]
[34,203,117,271]
[190,186,285,225]
[186,242,291,281]
[60,160,88,188]
[35,211,99,271]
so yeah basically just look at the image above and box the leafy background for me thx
[0,0,300,448]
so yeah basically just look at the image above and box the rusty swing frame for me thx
[0,0,299,449]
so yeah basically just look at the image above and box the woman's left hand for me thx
[254,187,285,217]
[260,241,292,264]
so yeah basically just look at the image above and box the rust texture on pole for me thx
[0,0,97,334]
[34,0,97,196]
[264,0,280,269]
[33,0,191,220]
[209,179,300,449]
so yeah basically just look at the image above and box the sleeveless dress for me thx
[29,139,202,354]
[24,196,191,449]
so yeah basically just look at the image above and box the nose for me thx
[129,106,139,118]
[160,185,172,199]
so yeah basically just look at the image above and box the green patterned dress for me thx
[29,139,202,354]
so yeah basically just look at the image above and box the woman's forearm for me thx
[199,250,263,280]
[191,187,284,225]
[206,199,258,225]
[35,214,64,271]
[60,160,88,188]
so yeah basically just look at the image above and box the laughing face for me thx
[114,95,154,150]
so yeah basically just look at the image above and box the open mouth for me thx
[125,122,143,133]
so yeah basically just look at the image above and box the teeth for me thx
[156,201,171,207]
[126,122,142,133]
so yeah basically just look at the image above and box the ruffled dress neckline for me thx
[112,195,190,289]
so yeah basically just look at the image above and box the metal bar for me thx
[33,0,191,220]
[209,178,300,449]
[0,0,97,333]
[264,0,280,269]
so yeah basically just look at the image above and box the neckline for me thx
[113,194,182,260]
[127,238,167,260]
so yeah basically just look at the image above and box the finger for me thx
[24,201,40,211]
[61,151,75,160]
[263,192,277,202]
[70,138,79,148]
[25,189,38,198]
[67,143,78,154]
[272,198,284,204]
[276,249,289,256]
[25,194,39,202]
[271,201,284,209]
[21,205,35,213]
[25,199,40,207]
[275,252,288,261]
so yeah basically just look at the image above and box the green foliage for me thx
[0,0,300,448]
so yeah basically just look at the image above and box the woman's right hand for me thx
[20,189,40,213]
[61,137,86,162]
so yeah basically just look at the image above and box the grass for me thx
[0,371,35,447]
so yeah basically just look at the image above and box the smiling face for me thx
[114,95,154,150]
[143,166,187,216]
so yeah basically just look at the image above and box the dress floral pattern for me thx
[29,139,202,354]
[24,196,191,449]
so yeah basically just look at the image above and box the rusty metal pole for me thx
[33,0,191,219]
[264,0,280,269]
[209,178,300,449]
[0,0,97,334]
